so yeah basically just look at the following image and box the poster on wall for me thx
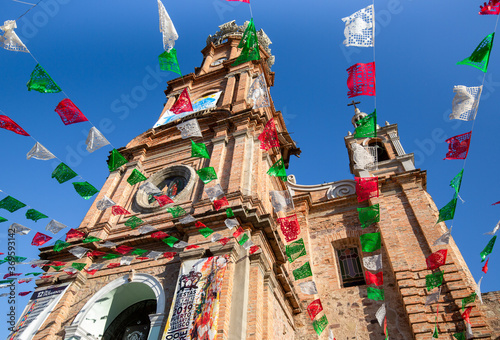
[8,283,71,340]
[162,256,228,340]
[154,91,222,128]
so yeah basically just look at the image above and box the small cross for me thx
[347,100,361,110]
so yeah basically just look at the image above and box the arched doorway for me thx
[102,299,157,340]
[65,274,165,340]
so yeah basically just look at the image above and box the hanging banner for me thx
[154,91,222,128]
[8,283,71,340]
[162,256,228,340]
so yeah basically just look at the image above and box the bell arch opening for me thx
[367,140,390,162]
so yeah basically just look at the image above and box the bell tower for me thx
[13,20,499,340]
[20,21,303,340]
[344,103,416,178]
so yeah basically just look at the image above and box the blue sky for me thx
[0,0,499,336]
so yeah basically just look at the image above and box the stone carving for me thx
[326,180,356,199]
[206,21,275,67]
[286,175,356,200]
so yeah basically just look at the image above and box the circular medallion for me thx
[135,165,196,211]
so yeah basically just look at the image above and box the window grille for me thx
[336,247,366,287]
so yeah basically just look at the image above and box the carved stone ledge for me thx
[225,67,252,79]
[209,241,242,263]
[276,265,303,314]
[286,175,356,200]
[249,247,271,275]
[178,248,206,261]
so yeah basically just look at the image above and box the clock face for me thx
[211,57,227,66]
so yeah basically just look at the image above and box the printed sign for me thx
[162,256,228,340]
[8,283,71,340]
[154,91,222,128]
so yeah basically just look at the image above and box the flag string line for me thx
[0,107,91,183]
[26,47,118,150]
[0,206,259,283]
[15,0,43,20]
[0,105,104,196]
[12,0,37,6]
[445,13,500,237]
[0,184,74,237]
[339,2,385,336]
[433,10,500,329]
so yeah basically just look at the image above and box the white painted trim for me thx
[70,273,165,326]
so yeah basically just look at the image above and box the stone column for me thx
[77,169,122,231]
[229,40,240,60]
[203,124,229,200]
[389,132,406,156]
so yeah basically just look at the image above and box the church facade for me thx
[14,21,499,340]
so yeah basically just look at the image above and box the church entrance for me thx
[72,281,159,339]
[102,299,157,340]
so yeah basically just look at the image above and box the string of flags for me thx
[0,0,191,212]
[0,1,266,245]
[256,108,337,337]
[1,62,275,322]
[2,1,495,338]
[428,5,500,339]
[0,95,279,289]
[342,3,388,337]
[0,174,263,291]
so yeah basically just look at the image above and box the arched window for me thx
[336,247,366,288]
[368,140,390,162]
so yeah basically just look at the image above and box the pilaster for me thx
[222,74,236,109]
[246,249,267,340]
[233,69,251,112]
[262,269,277,340]
[228,124,252,194]
[147,313,166,340]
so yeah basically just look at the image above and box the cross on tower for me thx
[347,100,361,110]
